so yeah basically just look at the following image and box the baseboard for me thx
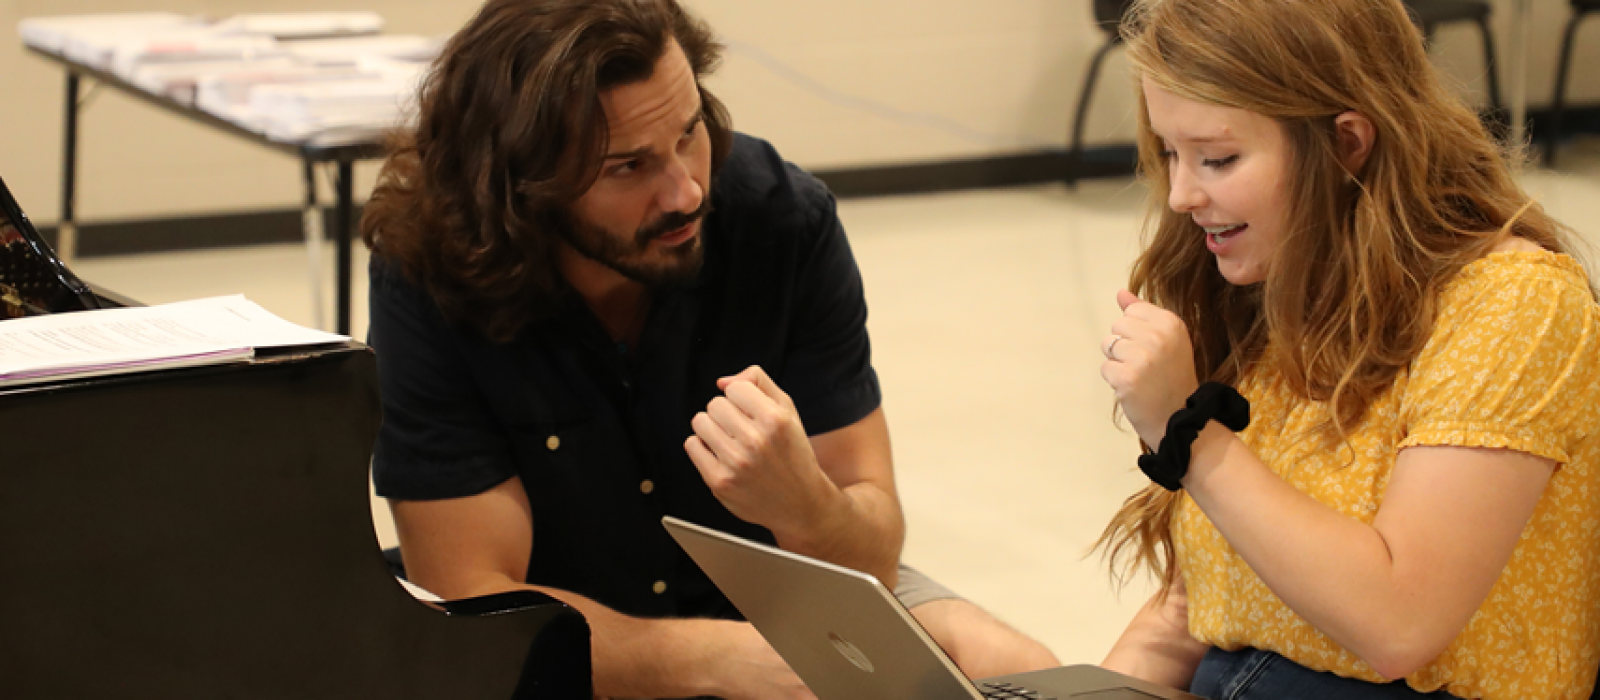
[38,208,361,258]
[35,103,1600,258]
[812,103,1600,198]
[813,144,1137,198]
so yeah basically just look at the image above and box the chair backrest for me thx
[0,346,590,699]
[1093,0,1135,34]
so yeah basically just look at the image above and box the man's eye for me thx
[1202,155,1239,169]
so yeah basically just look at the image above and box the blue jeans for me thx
[1192,647,1464,700]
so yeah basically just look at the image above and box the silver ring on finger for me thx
[1106,334,1124,360]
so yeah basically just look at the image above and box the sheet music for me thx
[0,295,347,385]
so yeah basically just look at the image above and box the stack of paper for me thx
[127,54,297,102]
[194,63,375,118]
[280,34,441,66]
[212,12,384,39]
[0,295,348,387]
[107,30,281,74]
[19,13,198,69]
[20,12,439,144]
[21,12,444,143]
[245,65,424,141]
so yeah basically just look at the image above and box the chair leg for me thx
[1472,14,1503,115]
[1068,37,1122,186]
[1546,12,1585,167]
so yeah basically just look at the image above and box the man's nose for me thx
[1167,164,1206,214]
[658,154,703,214]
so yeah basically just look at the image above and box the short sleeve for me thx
[1399,256,1600,466]
[779,170,881,436]
[367,257,517,500]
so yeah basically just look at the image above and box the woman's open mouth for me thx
[1204,223,1247,253]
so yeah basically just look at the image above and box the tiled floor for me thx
[70,137,1600,667]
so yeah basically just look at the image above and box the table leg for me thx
[1508,0,1531,151]
[302,160,327,331]
[335,159,354,337]
[58,73,79,263]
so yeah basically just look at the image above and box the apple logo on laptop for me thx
[828,631,875,673]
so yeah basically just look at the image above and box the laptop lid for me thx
[663,516,1200,700]
[664,515,984,700]
[0,174,98,318]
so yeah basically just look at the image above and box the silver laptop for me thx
[664,516,1199,700]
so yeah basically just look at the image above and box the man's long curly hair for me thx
[362,0,733,342]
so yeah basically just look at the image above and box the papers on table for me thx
[18,12,436,145]
[19,13,194,65]
[280,34,441,65]
[108,31,283,79]
[0,295,349,387]
[212,12,383,39]
[244,68,425,140]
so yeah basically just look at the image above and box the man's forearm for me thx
[393,489,757,697]
[771,481,905,588]
[430,570,729,697]
[774,406,906,587]
[488,580,745,698]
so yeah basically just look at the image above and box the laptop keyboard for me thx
[979,681,1056,699]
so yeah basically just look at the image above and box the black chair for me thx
[1066,0,1132,185]
[1406,0,1504,115]
[1066,0,1504,183]
[1546,0,1600,166]
[1068,0,1504,182]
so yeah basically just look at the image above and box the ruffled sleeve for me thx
[1399,253,1600,467]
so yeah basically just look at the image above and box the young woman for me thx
[1095,0,1600,698]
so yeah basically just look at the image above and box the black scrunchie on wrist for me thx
[1137,382,1251,491]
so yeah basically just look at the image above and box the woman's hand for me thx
[1101,290,1200,446]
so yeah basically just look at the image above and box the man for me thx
[361,0,1058,696]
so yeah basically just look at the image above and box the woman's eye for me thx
[611,161,639,176]
[1159,149,1178,161]
[1202,155,1239,169]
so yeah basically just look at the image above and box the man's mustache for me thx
[635,195,712,245]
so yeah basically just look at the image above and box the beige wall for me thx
[0,0,1596,226]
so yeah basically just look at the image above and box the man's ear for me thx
[1334,111,1376,174]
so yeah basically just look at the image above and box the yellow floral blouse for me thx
[1174,251,1600,700]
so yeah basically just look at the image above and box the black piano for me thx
[0,175,591,698]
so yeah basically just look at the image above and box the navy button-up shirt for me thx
[369,134,881,619]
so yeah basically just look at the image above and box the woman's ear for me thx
[1335,111,1375,174]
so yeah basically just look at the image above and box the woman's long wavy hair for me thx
[1097,0,1582,590]
[362,0,733,342]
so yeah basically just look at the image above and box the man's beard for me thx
[555,194,711,289]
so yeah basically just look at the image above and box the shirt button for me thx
[545,435,560,451]
[652,580,668,595]
[640,479,655,494]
